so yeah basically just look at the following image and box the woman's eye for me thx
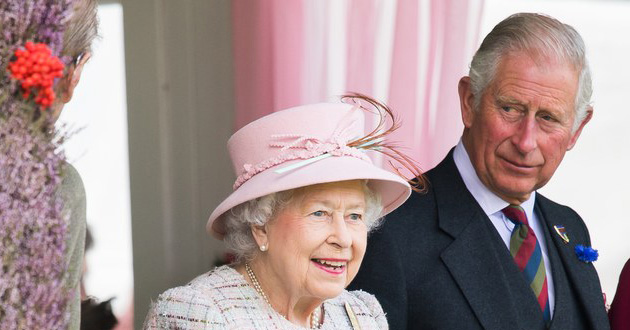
[348,213,363,221]
[312,211,326,217]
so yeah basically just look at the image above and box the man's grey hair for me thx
[469,13,592,132]
[62,0,99,60]
[223,180,383,263]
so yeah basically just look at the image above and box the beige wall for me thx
[121,1,234,327]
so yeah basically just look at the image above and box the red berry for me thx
[8,42,65,109]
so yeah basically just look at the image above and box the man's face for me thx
[459,53,591,204]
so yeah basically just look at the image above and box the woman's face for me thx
[259,180,368,301]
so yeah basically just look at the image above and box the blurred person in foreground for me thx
[0,0,98,329]
[350,13,610,330]
[144,94,423,329]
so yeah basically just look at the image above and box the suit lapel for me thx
[432,152,521,329]
[536,196,609,329]
[536,205,572,330]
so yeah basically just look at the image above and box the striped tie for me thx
[502,205,551,323]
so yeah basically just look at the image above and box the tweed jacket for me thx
[349,150,610,330]
[144,265,388,329]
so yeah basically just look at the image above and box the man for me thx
[349,13,610,330]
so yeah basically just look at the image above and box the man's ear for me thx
[567,106,593,150]
[458,76,476,128]
[61,53,91,104]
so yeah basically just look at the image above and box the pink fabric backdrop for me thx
[231,0,484,170]
[345,0,378,97]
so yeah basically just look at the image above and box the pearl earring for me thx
[260,244,267,252]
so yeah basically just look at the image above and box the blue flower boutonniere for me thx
[575,244,598,263]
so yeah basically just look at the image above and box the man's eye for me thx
[501,106,513,112]
[540,114,554,121]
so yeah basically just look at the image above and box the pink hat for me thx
[207,101,413,239]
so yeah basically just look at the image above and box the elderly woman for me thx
[144,95,422,329]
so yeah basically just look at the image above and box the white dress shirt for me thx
[453,140,555,316]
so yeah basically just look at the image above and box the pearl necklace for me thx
[245,263,322,329]
[311,305,321,329]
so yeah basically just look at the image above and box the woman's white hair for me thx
[223,180,383,263]
[469,13,592,132]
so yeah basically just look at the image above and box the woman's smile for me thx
[311,258,348,275]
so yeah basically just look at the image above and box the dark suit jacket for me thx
[350,150,610,330]
[609,258,630,329]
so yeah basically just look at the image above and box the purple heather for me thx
[1,0,78,328]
